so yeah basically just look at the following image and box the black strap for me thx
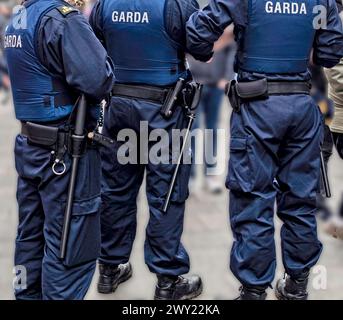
[54,94,76,107]
[267,81,311,95]
[112,84,172,104]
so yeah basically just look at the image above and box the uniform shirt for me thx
[186,0,343,81]
[89,0,199,51]
[35,3,114,102]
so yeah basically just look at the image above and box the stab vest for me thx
[239,0,319,74]
[100,0,187,86]
[5,0,75,122]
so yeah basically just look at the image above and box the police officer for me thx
[5,0,114,299]
[186,0,343,300]
[89,0,202,300]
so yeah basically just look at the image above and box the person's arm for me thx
[37,8,114,102]
[164,0,199,50]
[313,0,343,68]
[223,43,237,81]
[186,0,244,62]
[89,0,105,45]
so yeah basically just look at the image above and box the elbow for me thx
[187,50,214,63]
[313,55,342,69]
[186,35,214,62]
[186,22,215,62]
[87,60,115,101]
[86,73,115,102]
[321,60,341,68]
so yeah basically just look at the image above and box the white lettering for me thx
[265,2,308,15]
[142,12,149,24]
[119,11,125,23]
[291,2,299,14]
[134,12,141,23]
[111,11,150,24]
[266,1,273,13]
[127,11,133,23]
[275,2,282,14]
[112,11,118,22]
[300,3,307,14]
[4,34,22,49]
[283,2,290,14]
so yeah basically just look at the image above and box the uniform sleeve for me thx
[89,0,105,44]
[313,0,343,68]
[37,10,114,102]
[186,0,243,62]
[164,0,199,49]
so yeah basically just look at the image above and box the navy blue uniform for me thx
[187,0,343,288]
[5,0,114,299]
[89,0,198,276]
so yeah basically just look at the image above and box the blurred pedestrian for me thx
[188,26,236,194]
[323,0,343,239]
[310,64,335,221]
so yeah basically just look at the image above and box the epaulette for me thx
[56,5,79,17]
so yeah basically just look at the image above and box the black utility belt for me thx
[21,120,114,156]
[226,78,311,112]
[112,83,173,105]
[112,79,200,119]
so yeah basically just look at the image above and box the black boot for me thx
[154,275,203,300]
[275,272,309,300]
[235,286,267,300]
[97,262,132,294]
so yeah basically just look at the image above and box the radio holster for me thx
[226,79,269,112]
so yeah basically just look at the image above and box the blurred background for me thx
[0,0,343,300]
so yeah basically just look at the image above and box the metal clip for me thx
[51,151,66,176]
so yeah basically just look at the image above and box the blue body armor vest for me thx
[5,0,75,122]
[239,0,318,74]
[100,0,187,86]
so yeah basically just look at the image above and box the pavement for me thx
[0,93,343,300]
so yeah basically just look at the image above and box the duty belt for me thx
[112,83,173,104]
[267,81,311,95]
[226,79,312,112]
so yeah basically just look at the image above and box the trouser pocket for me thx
[63,196,101,267]
[226,136,255,193]
[171,163,192,203]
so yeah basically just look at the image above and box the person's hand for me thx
[2,74,10,89]
[217,79,228,90]
[213,25,234,52]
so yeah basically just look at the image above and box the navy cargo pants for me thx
[226,94,323,287]
[14,134,101,300]
[99,96,190,276]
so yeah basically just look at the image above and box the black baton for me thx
[320,149,331,198]
[162,84,203,213]
[60,94,87,260]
